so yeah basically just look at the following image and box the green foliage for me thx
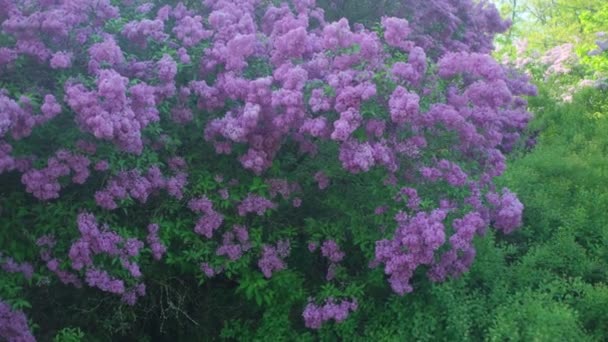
[494,84,608,340]
[53,328,85,342]
[488,291,589,342]
[579,3,608,73]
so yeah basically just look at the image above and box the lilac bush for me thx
[0,0,535,337]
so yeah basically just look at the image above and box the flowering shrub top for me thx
[0,0,534,337]
[320,0,511,57]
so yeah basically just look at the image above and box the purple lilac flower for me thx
[238,194,277,216]
[303,298,358,329]
[258,240,290,278]
[0,300,35,342]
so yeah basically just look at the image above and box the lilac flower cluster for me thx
[95,166,187,209]
[0,91,60,143]
[121,283,147,306]
[395,187,421,211]
[0,142,15,174]
[338,141,375,173]
[87,37,125,74]
[540,43,577,76]
[146,224,166,261]
[50,51,72,69]
[200,262,224,278]
[21,150,90,200]
[67,213,145,303]
[389,86,420,124]
[373,209,448,295]
[420,160,468,187]
[381,17,412,50]
[188,196,224,238]
[302,298,358,329]
[84,268,127,295]
[237,194,277,216]
[266,178,301,199]
[391,47,427,85]
[487,188,524,234]
[314,171,330,190]
[0,300,35,342]
[427,211,487,282]
[37,235,82,288]
[320,240,345,280]
[320,240,344,263]
[258,240,290,278]
[122,19,168,48]
[65,68,160,154]
[0,253,33,280]
[172,14,211,47]
[216,225,251,261]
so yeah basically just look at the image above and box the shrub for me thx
[0,0,532,339]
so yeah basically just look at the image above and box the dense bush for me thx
[370,82,608,342]
[0,0,540,340]
[297,84,608,341]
